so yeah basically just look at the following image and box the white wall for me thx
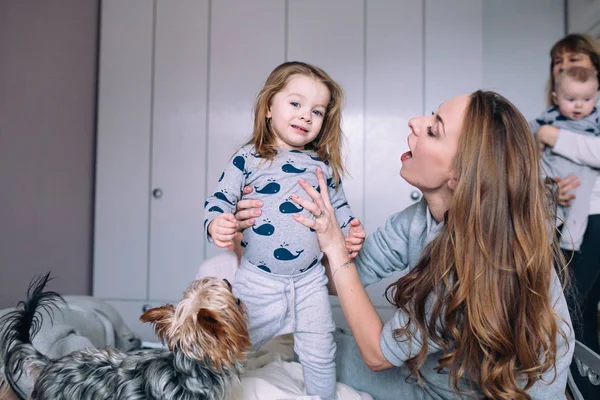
[568,0,600,36]
[94,0,565,340]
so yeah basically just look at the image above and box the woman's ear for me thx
[266,107,272,118]
[551,91,558,106]
[447,176,458,191]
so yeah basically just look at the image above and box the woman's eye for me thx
[290,102,300,107]
[427,126,435,137]
[312,110,323,117]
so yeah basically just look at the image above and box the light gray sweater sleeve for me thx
[554,129,600,168]
[203,148,247,241]
[379,301,442,367]
[354,201,424,287]
[526,269,574,399]
[328,178,355,237]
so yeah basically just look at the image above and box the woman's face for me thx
[552,51,595,78]
[400,94,469,192]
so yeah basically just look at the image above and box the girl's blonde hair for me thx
[386,91,568,400]
[250,61,346,183]
[547,34,600,105]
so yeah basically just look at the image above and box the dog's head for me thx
[140,278,250,370]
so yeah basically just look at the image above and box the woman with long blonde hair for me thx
[257,90,574,399]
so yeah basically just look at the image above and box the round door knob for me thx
[152,188,163,199]
[410,191,420,201]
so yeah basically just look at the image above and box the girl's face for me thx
[266,74,330,150]
[552,51,595,78]
[400,94,469,193]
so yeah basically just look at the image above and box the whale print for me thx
[282,160,307,174]
[254,179,280,194]
[340,216,355,230]
[300,257,319,272]
[214,190,235,206]
[326,177,336,189]
[279,198,303,214]
[250,152,262,158]
[336,201,348,210]
[290,149,323,162]
[256,261,271,273]
[204,200,209,207]
[252,219,275,236]
[232,154,251,178]
[218,171,224,182]
[232,154,246,172]
[241,240,248,248]
[274,243,305,260]
[208,205,224,213]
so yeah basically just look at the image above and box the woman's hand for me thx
[291,168,347,255]
[233,186,263,230]
[536,125,560,148]
[346,219,366,259]
[555,175,580,207]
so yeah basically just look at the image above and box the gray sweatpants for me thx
[233,259,336,400]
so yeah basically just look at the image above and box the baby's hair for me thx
[250,61,346,183]
[555,66,599,92]
[547,34,600,105]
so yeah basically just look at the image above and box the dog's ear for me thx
[197,308,225,338]
[140,304,175,342]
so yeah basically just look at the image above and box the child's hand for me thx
[208,213,239,248]
[345,218,366,259]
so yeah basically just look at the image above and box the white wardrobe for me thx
[94,0,564,341]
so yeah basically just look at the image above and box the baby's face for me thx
[554,78,598,120]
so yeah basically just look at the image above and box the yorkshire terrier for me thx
[0,273,250,400]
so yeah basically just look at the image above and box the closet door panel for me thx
[205,0,286,260]
[148,0,210,300]
[482,0,564,119]
[93,0,154,300]
[424,0,483,114]
[287,0,365,227]
[363,0,424,307]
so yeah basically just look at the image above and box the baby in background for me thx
[529,66,600,250]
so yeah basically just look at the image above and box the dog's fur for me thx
[0,273,250,400]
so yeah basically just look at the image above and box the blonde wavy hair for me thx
[250,61,346,183]
[386,91,568,399]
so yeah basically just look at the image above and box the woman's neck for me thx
[422,190,453,223]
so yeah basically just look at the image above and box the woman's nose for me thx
[408,117,422,136]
